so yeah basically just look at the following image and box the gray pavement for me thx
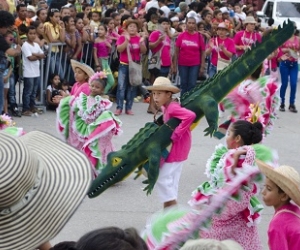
[17,91,300,249]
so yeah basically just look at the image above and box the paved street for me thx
[17,93,300,249]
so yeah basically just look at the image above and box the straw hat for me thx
[256,160,300,206]
[217,22,229,30]
[145,77,180,94]
[71,59,95,78]
[244,16,257,24]
[180,239,243,250]
[123,18,141,29]
[0,131,92,250]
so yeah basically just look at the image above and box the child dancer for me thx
[189,120,278,250]
[93,24,114,94]
[70,59,94,97]
[57,71,122,177]
[256,161,300,250]
[145,77,196,208]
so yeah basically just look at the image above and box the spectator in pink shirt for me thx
[173,17,206,96]
[114,19,147,116]
[257,161,300,250]
[206,22,236,78]
[70,60,95,97]
[234,16,262,58]
[146,77,196,208]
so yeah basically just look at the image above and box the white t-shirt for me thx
[145,0,159,12]
[21,41,43,78]
[161,5,170,18]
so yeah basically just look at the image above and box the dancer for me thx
[215,64,280,139]
[189,120,278,250]
[145,77,196,208]
[256,161,300,250]
[57,71,122,176]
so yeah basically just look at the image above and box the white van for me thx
[257,0,300,29]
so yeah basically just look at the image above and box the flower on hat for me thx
[0,114,14,130]
[89,71,107,85]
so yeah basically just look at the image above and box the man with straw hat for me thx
[0,131,92,250]
[234,16,262,57]
[256,160,300,250]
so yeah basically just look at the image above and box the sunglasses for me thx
[50,8,59,12]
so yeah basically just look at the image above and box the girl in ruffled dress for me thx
[57,71,122,177]
[189,120,278,250]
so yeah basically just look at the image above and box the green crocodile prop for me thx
[88,20,294,198]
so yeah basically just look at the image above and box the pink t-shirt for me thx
[162,102,196,162]
[94,41,110,58]
[208,36,236,66]
[278,36,300,62]
[234,30,262,57]
[175,31,205,66]
[71,82,90,97]
[268,202,300,250]
[117,35,141,64]
[149,31,172,67]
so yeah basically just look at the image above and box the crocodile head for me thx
[88,151,133,198]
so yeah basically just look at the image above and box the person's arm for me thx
[65,31,77,49]
[205,38,214,56]
[139,37,147,54]
[58,21,66,43]
[117,35,129,53]
[149,33,164,49]
[219,42,233,58]
[172,46,179,74]
[73,34,82,59]
[93,43,101,70]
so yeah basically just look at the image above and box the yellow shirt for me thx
[43,22,61,52]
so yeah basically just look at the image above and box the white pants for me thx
[155,161,184,203]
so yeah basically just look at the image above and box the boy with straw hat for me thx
[145,77,196,208]
[256,160,300,250]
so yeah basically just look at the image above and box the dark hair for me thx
[37,8,47,18]
[251,64,263,80]
[158,17,170,24]
[32,20,42,29]
[98,24,107,32]
[150,13,159,20]
[213,9,221,17]
[105,8,117,18]
[231,120,263,145]
[46,8,60,23]
[49,241,76,250]
[75,227,147,250]
[75,17,83,24]
[82,4,90,11]
[62,15,73,24]
[76,12,84,19]
[0,10,15,28]
[49,73,60,85]
[201,9,212,19]
[18,24,29,34]
[121,14,131,26]
[196,2,206,13]
[111,12,120,19]
[103,17,113,26]
[16,3,26,12]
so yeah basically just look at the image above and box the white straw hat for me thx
[256,160,300,206]
[145,77,180,94]
[0,131,92,250]
[244,16,257,24]
[71,59,95,78]
[180,239,243,250]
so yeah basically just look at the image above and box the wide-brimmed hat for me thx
[256,160,300,206]
[244,16,257,24]
[123,18,141,29]
[217,22,229,30]
[0,131,92,250]
[71,59,95,78]
[145,77,180,94]
[181,239,243,250]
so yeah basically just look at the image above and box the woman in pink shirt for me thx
[149,17,173,78]
[70,60,94,97]
[114,19,147,116]
[206,22,236,78]
[146,77,196,209]
[174,17,206,96]
[234,16,262,58]
[277,22,300,113]
[257,161,300,250]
